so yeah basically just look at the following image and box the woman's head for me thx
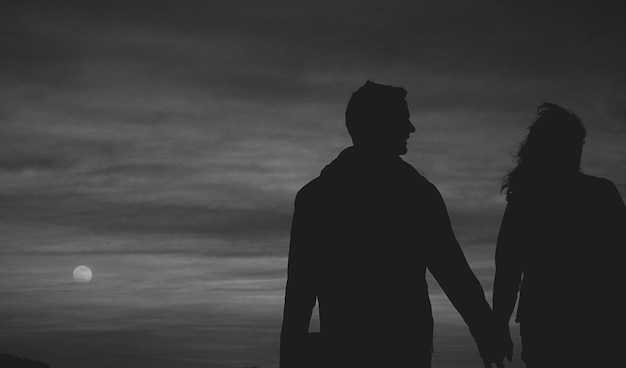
[502,103,586,198]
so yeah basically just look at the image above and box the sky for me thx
[1,1,625,367]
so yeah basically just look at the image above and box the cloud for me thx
[0,191,293,257]
[0,155,71,173]
[0,2,624,368]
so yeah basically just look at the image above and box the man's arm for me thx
[279,191,317,368]
[424,186,501,366]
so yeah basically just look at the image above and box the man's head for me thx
[345,81,416,155]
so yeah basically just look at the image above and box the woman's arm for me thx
[492,200,524,361]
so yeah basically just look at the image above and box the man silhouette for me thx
[280,81,503,368]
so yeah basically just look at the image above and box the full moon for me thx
[73,265,93,284]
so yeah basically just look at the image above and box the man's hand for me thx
[479,344,505,368]
[483,358,505,368]
[477,323,513,368]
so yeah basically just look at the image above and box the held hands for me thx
[477,323,514,368]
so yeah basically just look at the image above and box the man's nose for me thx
[408,120,416,133]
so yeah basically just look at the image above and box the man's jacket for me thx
[280,146,493,367]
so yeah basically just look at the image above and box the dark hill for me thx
[0,354,50,368]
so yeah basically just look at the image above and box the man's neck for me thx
[352,144,401,158]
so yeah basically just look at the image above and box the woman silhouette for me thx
[493,103,626,367]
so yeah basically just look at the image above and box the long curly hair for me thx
[502,103,586,199]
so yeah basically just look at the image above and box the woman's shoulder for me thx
[578,173,616,190]
[575,174,625,207]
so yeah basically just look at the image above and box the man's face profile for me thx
[346,82,416,156]
[374,98,416,156]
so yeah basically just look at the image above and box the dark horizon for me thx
[1,1,625,367]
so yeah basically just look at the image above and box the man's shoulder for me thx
[294,176,325,205]
[399,159,426,179]
[399,160,438,191]
[294,159,440,205]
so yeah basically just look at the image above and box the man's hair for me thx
[502,102,586,198]
[345,81,407,144]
